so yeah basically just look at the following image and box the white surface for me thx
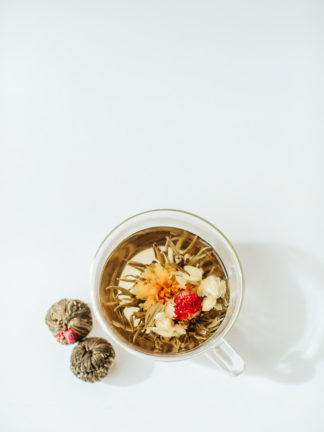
[1,1,324,431]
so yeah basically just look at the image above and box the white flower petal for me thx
[183,265,203,283]
[175,275,187,289]
[153,316,186,338]
[164,302,175,318]
[153,304,186,338]
[198,275,226,299]
[202,296,216,311]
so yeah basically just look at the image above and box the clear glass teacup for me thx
[90,209,245,375]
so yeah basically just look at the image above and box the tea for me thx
[100,227,229,354]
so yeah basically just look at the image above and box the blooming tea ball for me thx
[70,337,115,382]
[45,299,92,344]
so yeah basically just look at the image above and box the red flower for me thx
[56,328,79,344]
[174,291,202,320]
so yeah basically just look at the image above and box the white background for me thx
[1,1,324,431]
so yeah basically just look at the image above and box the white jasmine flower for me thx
[198,275,226,298]
[153,315,186,338]
[198,275,227,311]
[152,302,186,338]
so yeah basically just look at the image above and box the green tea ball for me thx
[45,299,92,344]
[70,337,116,382]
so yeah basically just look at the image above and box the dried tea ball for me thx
[70,337,115,382]
[45,299,92,344]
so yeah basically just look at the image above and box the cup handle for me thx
[205,338,245,376]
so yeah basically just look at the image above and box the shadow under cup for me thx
[90,209,244,371]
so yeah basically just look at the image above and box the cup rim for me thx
[90,209,245,361]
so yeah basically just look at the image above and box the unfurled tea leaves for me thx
[207,316,222,329]
[153,243,165,265]
[113,299,140,312]
[111,320,133,332]
[145,302,164,328]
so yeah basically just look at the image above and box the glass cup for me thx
[90,209,245,375]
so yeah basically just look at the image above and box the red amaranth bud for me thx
[56,328,79,344]
[174,291,202,320]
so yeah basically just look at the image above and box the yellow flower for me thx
[131,263,182,310]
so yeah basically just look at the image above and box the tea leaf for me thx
[118,287,137,296]
[105,285,122,291]
[166,236,180,255]
[114,299,140,312]
[175,233,186,250]
[112,320,133,332]
[189,253,209,266]
[144,302,164,328]
[206,265,215,276]
[182,235,198,254]
[192,334,206,340]
[118,276,138,283]
[153,243,165,265]
[132,327,142,344]
[206,316,221,329]
[207,315,225,330]
[102,301,119,306]
[133,311,146,319]
[128,261,147,271]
